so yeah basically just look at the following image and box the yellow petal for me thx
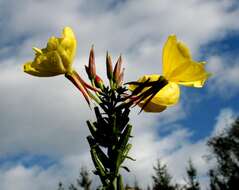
[149,82,180,106]
[162,35,210,87]
[24,51,66,77]
[162,35,191,78]
[63,26,76,39]
[175,66,211,87]
[129,74,180,112]
[167,60,210,87]
[138,101,167,112]
[32,47,43,55]
[46,36,59,51]
[24,61,61,77]
[23,27,77,77]
[60,27,77,62]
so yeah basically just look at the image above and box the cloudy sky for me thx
[0,0,239,189]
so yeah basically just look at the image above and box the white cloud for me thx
[212,107,238,136]
[123,108,237,189]
[1,0,239,63]
[0,62,92,157]
[207,55,239,98]
[0,97,237,190]
[0,165,61,190]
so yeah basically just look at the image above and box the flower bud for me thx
[106,52,113,80]
[113,55,122,84]
[94,75,104,90]
[117,68,125,87]
[88,45,96,80]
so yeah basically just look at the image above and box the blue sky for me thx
[0,0,239,189]
[180,32,239,140]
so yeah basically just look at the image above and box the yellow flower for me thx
[23,27,77,77]
[130,35,210,112]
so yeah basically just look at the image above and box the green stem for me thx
[87,88,133,190]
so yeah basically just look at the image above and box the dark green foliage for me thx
[78,166,92,190]
[57,86,239,190]
[58,182,64,190]
[183,159,200,190]
[87,86,134,190]
[208,117,239,190]
[152,159,175,190]
[57,167,92,190]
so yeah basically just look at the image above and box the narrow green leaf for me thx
[90,148,107,185]
[87,121,97,137]
[94,144,111,169]
[121,166,130,172]
[125,156,136,161]
[117,124,132,150]
[117,175,124,190]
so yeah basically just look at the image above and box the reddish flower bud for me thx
[113,55,122,83]
[117,68,125,86]
[94,75,104,90]
[106,52,113,80]
[88,45,96,80]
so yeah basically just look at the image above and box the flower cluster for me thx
[23,26,210,190]
[23,27,210,112]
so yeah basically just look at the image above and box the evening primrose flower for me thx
[23,27,101,106]
[23,27,76,76]
[130,35,210,112]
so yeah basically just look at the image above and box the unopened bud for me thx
[94,75,104,90]
[106,52,113,80]
[117,68,125,86]
[113,55,122,83]
[88,45,96,80]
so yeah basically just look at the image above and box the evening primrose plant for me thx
[23,27,210,190]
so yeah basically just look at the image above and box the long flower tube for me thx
[65,72,91,105]
[71,70,102,104]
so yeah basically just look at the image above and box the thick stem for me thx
[87,88,133,190]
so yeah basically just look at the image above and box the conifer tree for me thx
[58,182,65,190]
[78,166,92,190]
[57,166,92,190]
[208,117,239,190]
[183,159,200,190]
[152,159,175,190]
